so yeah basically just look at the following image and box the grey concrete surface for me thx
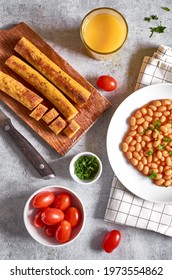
[0,0,172,260]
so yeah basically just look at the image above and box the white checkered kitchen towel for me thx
[104,45,172,237]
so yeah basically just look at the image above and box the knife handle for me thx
[2,119,55,179]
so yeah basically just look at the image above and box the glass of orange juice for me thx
[80,7,128,60]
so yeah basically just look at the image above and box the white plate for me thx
[107,83,172,203]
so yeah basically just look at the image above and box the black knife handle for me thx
[1,118,55,179]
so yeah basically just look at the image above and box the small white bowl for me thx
[23,185,85,247]
[69,151,102,185]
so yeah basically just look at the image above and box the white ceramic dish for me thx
[23,185,85,247]
[107,83,172,203]
[69,151,102,184]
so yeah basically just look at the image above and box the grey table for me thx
[0,0,172,260]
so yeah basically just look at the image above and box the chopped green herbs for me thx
[74,155,99,180]
[144,17,151,22]
[162,137,171,142]
[162,7,170,11]
[148,149,154,155]
[169,151,172,156]
[153,120,161,130]
[144,15,158,22]
[149,23,166,37]
[158,144,166,150]
[149,170,157,179]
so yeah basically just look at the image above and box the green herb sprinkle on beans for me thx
[74,155,99,180]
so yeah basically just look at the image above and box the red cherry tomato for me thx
[32,191,55,208]
[44,225,57,237]
[102,230,121,253]
[64,207,81,228]
[33,209,46,228]
[55,220,72,243]
[53,193,72,211]
[97,75,117,91]
[41,208,64,225]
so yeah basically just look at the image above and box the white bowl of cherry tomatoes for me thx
[23,185,85,247]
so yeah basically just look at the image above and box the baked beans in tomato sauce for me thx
[121,99,172,187]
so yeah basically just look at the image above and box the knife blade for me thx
[0,109,55,179]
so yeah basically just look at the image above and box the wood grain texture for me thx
[0,23,111,155]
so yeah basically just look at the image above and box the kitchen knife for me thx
[0,109,55,179]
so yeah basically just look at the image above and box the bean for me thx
[136,117,145,125]
[153,140,160,147]
[137,162,144,171]
[158,106,166,112]
[157,151,162,159]
[149,163,157,169]
[154,112,162,117]
[125,136,133,144]
[129,130,137,137]
[130,140,137,146]
[153,100,162,107]
[145,129,152,136]
[164,111,170,116]
[147,155,152,163]
[162,150,168,157]
[137,126,144,134]
[162,99,171,106]
[164,175,172,180]
[145,116,152,122]
[147,142,153,148]
[128,146,135,152]
[142,135,150,142]
[126,151,132,160]
[167,103,172,110]
[142,157,147,165]
[155,179,165,186]
[154,174,162,180]
[160,115,166,123]
[141,108,147,115]
[122,142,128,152]
[135,110,142,118]
[164,180,171,187]
[166,157,171,166]
[147,108,153,116]
[131,125,138,131]
[129,116,136,126]
[142,166,149,175]
[143,121,149,129]
[135,134,142,142]
[136,143,141,152]
[160,126,168,133]
[141,140,146,148]
[133,151,141,160]
[149,104,157,111]
[131,158,138,166]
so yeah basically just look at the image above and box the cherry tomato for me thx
[33,209,46,228]
[41,207,64,225]
[64,207,81,228]
[102,230,121,253]
[53,193,72,211]
[32,191,55,208]
[55,220,72,243]
[44,225,57,237]
[96,75,117,91]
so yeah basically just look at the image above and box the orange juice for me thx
[80,8,128,60]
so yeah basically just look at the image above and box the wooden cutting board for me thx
[0,22,111,155]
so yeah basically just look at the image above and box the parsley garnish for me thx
[144,15,158,22]
[148,149,154,156]
[169,151,172,156]
[149,170,157,179]
[162,137,171,142]
[162,7,170,11]
[158,144,166,150]
[74,155,99,180]
[153,120,161,130]
[149,23,166,37]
